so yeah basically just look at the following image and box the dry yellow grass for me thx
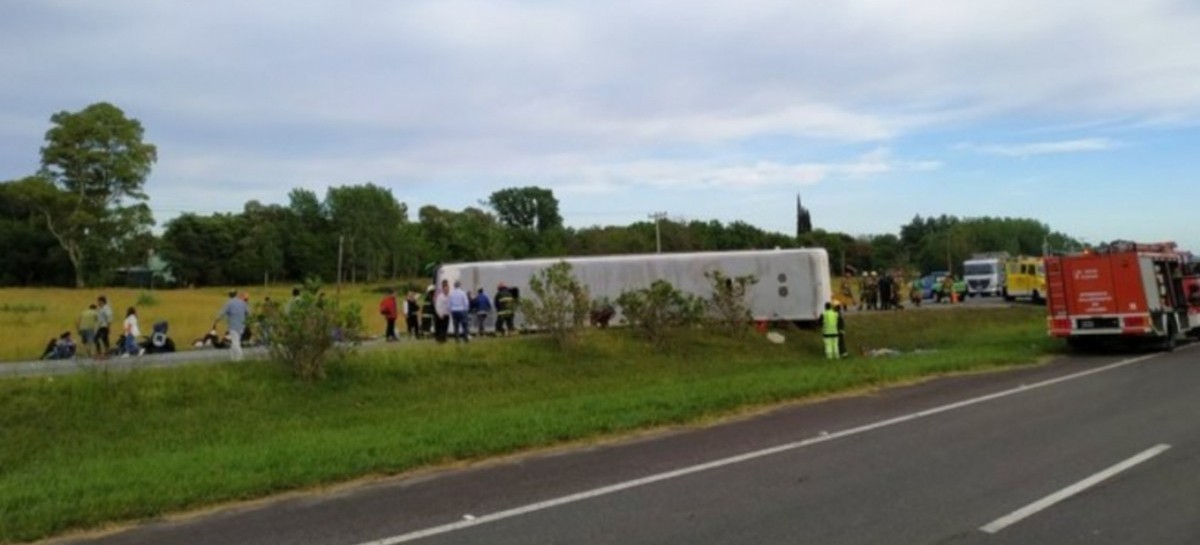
[0,285,404,362]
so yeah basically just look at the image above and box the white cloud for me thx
[958,138,1121,157]
[1,0,1198,233]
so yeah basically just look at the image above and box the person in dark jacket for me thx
[494,283,517,336]
[404,291,420,339]
[421,286,436,337]
[473,288,492,337]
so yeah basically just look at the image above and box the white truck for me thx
[436,248,832,327]
[962,253,1009,298]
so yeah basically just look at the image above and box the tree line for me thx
[0,102,1079,288]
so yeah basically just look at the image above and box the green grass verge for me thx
[0,306,1057,542]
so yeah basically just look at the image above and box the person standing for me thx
[421,286,437,337]
[95,295,113,357]
[379,288,399,342]
[495,283,515,336]
[404,291,420,339]
[76,303,100,359]
[284,287,301,314]
[821,302,840,360]
[859,272,868,309]
[473,288,492,337]
[866,272,880,310]
[449,281,470,343]
[836,302,848,358]
[940,274,955,304]
[213,290,249,361]
[434,280,451,343]
[840,272,856,309]
[878,272,894,311]
[122,307,141,357]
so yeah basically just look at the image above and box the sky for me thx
[2,0,1199,250]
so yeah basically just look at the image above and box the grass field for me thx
[0,285,407,362]
[0,306,1058,542]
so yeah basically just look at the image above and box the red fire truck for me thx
[1045,241,1200,351]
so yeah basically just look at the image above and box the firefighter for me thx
[495,283,516,336]
[865,272,879,310]
[857,272,870,311]
[821,302,840,360]
[878,272,893,311]
[840,272,856,309]
[836,301,848,358]
[940,274,956,304]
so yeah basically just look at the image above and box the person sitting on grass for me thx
[41,332,77,360]
[193,329,229,349]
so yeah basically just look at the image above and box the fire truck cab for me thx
[1046,241,1200,351]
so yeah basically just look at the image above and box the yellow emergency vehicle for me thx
[1002,256,1046,303]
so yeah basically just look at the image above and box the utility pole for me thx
[648,211,667,253]
[336,235,344,299]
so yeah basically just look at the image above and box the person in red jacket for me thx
[379,288,399,341]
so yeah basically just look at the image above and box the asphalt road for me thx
[55,346,1198,545]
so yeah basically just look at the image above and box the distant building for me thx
[796,193,813,237]
[116,252,175,288]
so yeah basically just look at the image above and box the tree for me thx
[36,102,157,287]
[326,184,408,283]
[283,188,334,282]
[161,213,242,286]
[0,178,74,285]
[488,186,564,257]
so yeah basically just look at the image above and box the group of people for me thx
[43,291,253,362]
[840,271,909,311]
[45,295,156,360]
[378,281,521,344]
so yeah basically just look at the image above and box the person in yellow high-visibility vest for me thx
[822,302,840,360]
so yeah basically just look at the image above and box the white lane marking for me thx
[356,353,1158,545]
[980,444,1172,534]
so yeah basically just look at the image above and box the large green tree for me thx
[0,178,74,285]
[325,183,408,282]
[35,102,157,287]
[488,186,564,257]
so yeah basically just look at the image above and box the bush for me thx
[520,261,590,348]
[704,270,758,337]
[261,280,363,381]
[616,279,705,345]
[135,291,159,307]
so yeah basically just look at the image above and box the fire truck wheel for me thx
[1067,337,1097,352]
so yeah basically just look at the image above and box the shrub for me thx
[0,303,46,314]
[616,279,705,345]
[262,280,364,381]
[520,261,590,348]
[704,270,758,337]
[135,291,159,307]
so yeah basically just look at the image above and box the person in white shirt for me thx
[122,307,142,357]
[448,281,471,343]
[434,280,452,343]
